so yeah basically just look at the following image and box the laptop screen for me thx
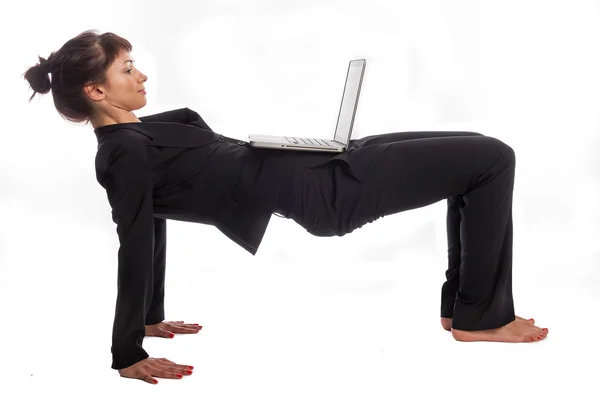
[333,59,366,146]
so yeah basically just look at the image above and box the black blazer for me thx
[93,107,363,370]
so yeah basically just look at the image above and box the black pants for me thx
[275,130,516,331]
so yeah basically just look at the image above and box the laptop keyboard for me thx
[286,136,332,146]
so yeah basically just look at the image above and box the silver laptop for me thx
[248,59,366,152]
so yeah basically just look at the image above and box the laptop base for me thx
[248,134,346,152]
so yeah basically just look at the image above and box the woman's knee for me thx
[489,136,516,165]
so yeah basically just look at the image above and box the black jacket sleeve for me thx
[145,216,166,326]
[98,142,155,370]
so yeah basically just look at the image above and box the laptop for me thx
[248,58,366,152]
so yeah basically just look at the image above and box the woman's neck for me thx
[91,111,141,129]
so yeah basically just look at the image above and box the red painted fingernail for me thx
[169,333,174,338]
[153,379,158,383]
[176,374,183,378]
[188,366,194,370]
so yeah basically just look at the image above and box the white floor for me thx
[2,203,599,398]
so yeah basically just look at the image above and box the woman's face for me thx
[87,51,148,113]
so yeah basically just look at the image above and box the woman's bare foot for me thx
[451,317,548,342]
[440,315,534,331]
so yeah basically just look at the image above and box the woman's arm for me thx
[98,141,156,370]
[145,217,166,326]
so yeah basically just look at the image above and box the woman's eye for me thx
[126,69,133,74]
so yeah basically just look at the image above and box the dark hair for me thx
[22,29,133,125]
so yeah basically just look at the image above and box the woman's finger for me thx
[142,374,158,384]
[155,358,176,365]
[148,365,183,379]
[141,374,158,385]
[165,321,201,325]
[156,328,175,338]
[150,358,194,372]
[168,325,202,333]
[164,323,201,331]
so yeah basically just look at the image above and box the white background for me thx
[2,0,600,397]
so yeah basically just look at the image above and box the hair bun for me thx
[31,55,52,95]
[38,57,51,74]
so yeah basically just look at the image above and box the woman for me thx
[23,29,548,385]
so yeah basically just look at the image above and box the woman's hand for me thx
[145,320,202,338]
[118,357,194,384]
